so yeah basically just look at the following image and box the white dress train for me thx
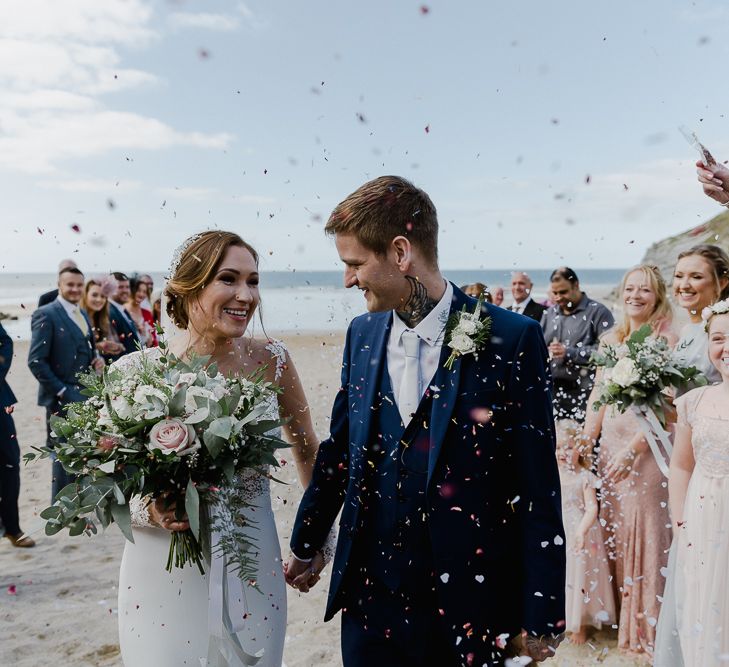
[116,345,289,667]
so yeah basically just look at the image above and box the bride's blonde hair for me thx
[165,231,259,330]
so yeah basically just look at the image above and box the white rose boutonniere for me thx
[444,296,491,370]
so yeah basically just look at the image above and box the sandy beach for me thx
[1,330,646,667]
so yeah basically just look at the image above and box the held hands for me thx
[605,446,636,483]
[696,159,729,205]
[148,496,190,532]
[283,552,326,593]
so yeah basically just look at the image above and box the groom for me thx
[286,176,565,666]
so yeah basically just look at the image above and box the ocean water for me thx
[0,269,625,341]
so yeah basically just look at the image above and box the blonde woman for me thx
[581,264,677,659]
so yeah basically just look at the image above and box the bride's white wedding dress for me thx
[116,344,288,667]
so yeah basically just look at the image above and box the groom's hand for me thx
[284,553,325,593]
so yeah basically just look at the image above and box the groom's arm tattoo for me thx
[396,276,439,328]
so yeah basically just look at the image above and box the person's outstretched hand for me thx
[696,159,729,205]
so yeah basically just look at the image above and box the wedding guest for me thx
[109,272,141,355]
[150,289,162,326]
[582,264,676,659]
[125,278,157,347]
[132,273,154,311]
[556,419,614,645]
[28,267,103,501]
[655,301,729,665]
[0,321,34,548]
[695,159,729,206]
[542,267,614,421]
[509,271,546,321]
[492,285,504,306]
[673,244,729,387]
[82,277,126,364]
[38,259,78,307]
[459,282,492,302]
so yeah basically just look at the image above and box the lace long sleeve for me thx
[321,526,338,565]
[129,495,155,528]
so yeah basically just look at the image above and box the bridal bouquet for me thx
[26,337,286,578]
[590,324,706,427]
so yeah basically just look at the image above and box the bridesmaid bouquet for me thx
[591,324,706,427]
[25,336,286,577]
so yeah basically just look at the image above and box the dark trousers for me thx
[340,573,458,667]
[0,409,21,535]
[47,405,74,502]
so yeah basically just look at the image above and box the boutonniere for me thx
[443,296,492,370]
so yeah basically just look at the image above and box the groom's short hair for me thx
[325,175,439,265]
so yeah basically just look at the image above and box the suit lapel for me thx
[350,312,391,448]
[427,285,472,486]
[53,300,86,344]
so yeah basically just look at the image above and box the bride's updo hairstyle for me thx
[165,231,259,330]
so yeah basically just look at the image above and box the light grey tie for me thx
[398,330,422,424]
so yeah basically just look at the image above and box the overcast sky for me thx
[1,0,727,274]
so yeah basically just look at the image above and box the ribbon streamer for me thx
[633,405,673,478]
[204,531,263,667]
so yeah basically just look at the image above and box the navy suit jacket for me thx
[291,284,565,639]
[108,302,140,357]
[0,322,17,409]
[27,300,96,407]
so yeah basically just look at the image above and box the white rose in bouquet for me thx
[185,386,216,414]
[133,384,168,405]
[611,357,641,388]
[111,395,134,420]
[176,372,198,388]
[449,333,477,355]
[147,418,200,456]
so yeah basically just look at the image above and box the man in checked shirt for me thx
[541,267,614,422]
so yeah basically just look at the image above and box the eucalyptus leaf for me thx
[110,501,134,542]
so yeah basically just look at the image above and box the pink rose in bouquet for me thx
[147,418,199,456]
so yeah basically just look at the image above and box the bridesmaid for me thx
[672,244,729,388]
[582,264,677,659]
[657,302,729,666]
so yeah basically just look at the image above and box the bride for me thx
[116,231,327,666]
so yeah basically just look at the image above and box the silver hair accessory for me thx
[167,233,204,280]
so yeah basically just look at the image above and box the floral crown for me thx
[701,299,729,330]
[167,233,203,280]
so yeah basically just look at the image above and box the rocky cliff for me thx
[641,210,729,280]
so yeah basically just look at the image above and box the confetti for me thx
[7,585,17,595]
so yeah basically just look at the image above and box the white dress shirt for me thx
[511,295,532,315]
[388,281,453,414]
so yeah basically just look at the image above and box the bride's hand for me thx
[148,497,190,532]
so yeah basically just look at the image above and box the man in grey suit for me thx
[28,267,103,501]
